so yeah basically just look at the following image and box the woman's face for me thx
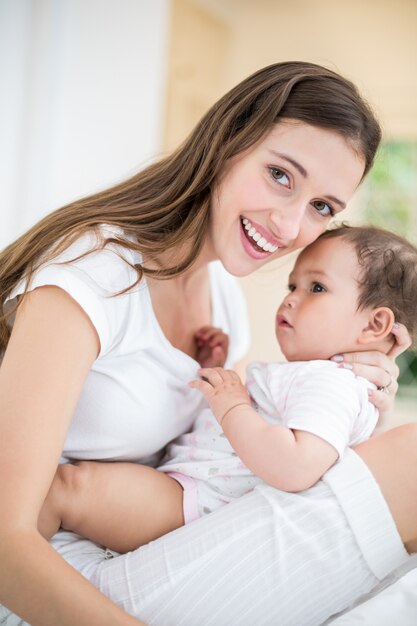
[206,119,366,277]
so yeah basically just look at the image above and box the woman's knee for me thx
[380,422,417,460]
[53,462,95,526]
[55,461,93,494]
[355,423,417,552]
[356,422,417,465]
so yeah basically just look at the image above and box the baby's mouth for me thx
[277,314,293,328]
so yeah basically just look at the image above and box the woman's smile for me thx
[240,216,283,257]
[207,120,365,277]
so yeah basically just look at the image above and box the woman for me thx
[0,62,415,626]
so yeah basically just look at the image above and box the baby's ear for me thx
[358,307,395,344]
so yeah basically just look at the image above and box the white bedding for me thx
[326,554,417,625]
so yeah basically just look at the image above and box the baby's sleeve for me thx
[282,365,365,458]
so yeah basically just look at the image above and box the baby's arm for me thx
[190,367,338,492]
[38,462,184,553]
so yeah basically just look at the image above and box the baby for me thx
[38,225,417,552]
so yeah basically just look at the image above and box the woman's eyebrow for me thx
[268,150,308,177]
[325,195,346,210]
[268,149,346,209]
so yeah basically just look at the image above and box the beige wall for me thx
[164,0,417,363]
[221,0,417,138]
[164,0,231,153]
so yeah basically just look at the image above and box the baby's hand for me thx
[189,367,251,424]
[195,326,229,368]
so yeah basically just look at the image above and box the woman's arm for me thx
[0,287,143,626]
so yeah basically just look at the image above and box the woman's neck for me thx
[143,237,217,285]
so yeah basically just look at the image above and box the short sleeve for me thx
[5,229,137,356]
[281,365,365,457]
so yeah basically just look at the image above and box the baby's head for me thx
[276,225,417,361]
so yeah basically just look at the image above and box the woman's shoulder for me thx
[8,224,141,316]
[34,224,141,287]
[6,225,144,354]
[50,224,140,266]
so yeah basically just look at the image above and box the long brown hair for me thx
[0,61,381,353]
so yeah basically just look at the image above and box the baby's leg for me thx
[38,462,184,553]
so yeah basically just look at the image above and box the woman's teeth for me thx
[242,218,278,253]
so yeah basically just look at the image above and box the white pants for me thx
[0,450,410,626]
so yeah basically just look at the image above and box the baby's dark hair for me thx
[318,225,417,345]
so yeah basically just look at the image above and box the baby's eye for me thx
[269,167,290,188]
[311,283,326,293]
[288,283,296,292]
[312,200,334,218]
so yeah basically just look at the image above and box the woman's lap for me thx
[51,450,412,625]
[1,450,411,626]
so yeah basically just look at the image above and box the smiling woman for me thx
[1,62,416,626]
[208,120,365,277]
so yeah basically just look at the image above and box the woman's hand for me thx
[189,367,251,424]
[330,323,411,416]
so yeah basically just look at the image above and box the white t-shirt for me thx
[247,360,378,457]
[6,226,250,465]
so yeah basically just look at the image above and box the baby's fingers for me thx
[188,378,215,398]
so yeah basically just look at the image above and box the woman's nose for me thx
[269,203,306,242]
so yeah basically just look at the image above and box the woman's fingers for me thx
[367,387,397,414]
[331,349,401,417]
[387,323,412,359]
[337,360,398,389]
[332,351,398,380]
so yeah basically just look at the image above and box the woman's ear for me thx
[358,307,395,345]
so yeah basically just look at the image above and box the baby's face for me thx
[275,237,371,361]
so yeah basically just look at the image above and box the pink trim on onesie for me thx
[167,472,200,524]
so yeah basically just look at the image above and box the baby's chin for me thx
[278,338,347,362]
[281,349,334,362]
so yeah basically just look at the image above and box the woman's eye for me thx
[269,167,290,187]
[312,200,334,217]
[311,283,326,293]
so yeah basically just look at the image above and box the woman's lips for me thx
[240,216,284,259]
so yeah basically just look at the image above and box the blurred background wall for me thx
[1,0,416,416]
[164,0,417,361]
[0,0,170,248]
